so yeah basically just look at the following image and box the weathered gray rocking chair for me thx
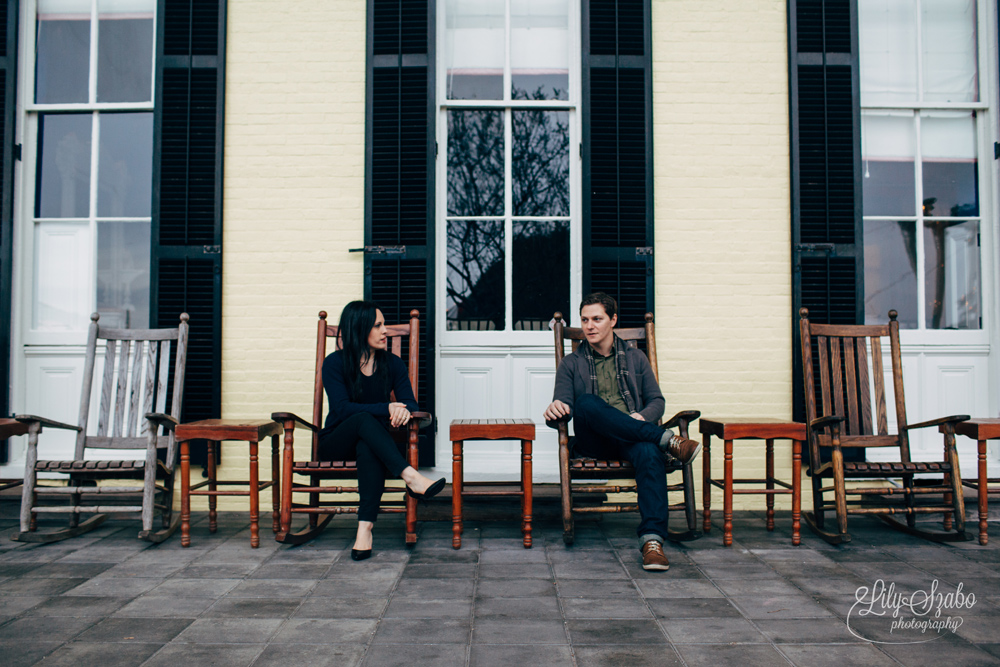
[13,312,189,543]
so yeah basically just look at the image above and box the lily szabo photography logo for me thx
[847,579,977,644]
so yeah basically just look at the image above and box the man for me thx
[544,292,701,571]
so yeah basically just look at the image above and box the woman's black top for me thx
[320,350,419,433]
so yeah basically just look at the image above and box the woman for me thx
[319,300,445,560]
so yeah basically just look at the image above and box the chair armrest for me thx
[145,413,179,432]
[410,411,432,429]
[545,414,572,430]
[270,412,319,431]
[905,415,971,431]
[14,414,82,432]
[809,415,844,432]
[662,410,701,430]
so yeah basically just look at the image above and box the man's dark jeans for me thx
[571,393,673,545]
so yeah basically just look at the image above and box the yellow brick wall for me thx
[195,0,368,510]
[652,0,797,510]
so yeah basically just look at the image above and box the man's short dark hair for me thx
[579,292,617,318]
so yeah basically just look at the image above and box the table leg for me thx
[207,441,217,534]
[249,440,260,548]
[765,438,775,531]
[723,438,733,547]
[979,439,989,546]
[522,439,533,549]
[180,439,191,548]
[271,434,280,534]
[452,439,463,549]
[702,433,712,533]
[792,438,802,546]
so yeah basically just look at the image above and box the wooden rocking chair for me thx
[272,310,431,545]
[14,313,189,543]
[549,312,701,545]
[799,308,969,544]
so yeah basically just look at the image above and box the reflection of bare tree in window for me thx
[448,111,504,217]
[513,220,569,329]
[513,105,569,217]
[447,220,505,329]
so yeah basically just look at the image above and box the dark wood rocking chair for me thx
[272,310,431,545]
[14,313,189,543]
[799,308,970,544]
[549,312,701,545]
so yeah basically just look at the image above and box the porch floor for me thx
[1,498,1000,666]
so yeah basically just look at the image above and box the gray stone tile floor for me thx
[1,507,999,666]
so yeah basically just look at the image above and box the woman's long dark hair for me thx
[338,300,390,401]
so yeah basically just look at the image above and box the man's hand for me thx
[544,400,571,422]
[388,402,411,428]
[630,412,645,421]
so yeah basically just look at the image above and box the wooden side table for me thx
[700,418,806,546]
[948,418,1000,545]
[450,418,535,549]
[175,419,282,548]
[0,419,29,492]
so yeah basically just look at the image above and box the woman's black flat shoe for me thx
[407,477,446,502]
[351,548,372,561]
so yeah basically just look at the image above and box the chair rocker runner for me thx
[14,313,189,544]
[273,310,431,545]
[799,308,969,544]
[550,312,701,545]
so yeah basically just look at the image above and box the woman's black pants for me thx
[317,412,409,523]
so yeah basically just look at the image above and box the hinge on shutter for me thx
[202,245,220,254]
[349,245,406,255]
[13,144,21,161]
[994,142,999,160]
[635,247,653,258]
[795,243,835,254]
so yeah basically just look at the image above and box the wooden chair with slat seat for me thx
[272,309,431,545]
[799,308,970,544]
[549,312,701,545]
[13,312,189,543]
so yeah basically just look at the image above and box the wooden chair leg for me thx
[831,447,849,539]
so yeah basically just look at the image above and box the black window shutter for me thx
[583,0,653,328]
[151,0,225,465]
[366,0,435,466]
[789,0,863,426]
[0,0,16,463]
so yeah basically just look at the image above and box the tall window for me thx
[30,0,154,332]
[441,0,575,333]
[860,0,982,330]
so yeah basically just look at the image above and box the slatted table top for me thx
[450,418,535,441]
[953,418,1000,441]
[699,418,806,440]
[175,419,283,442]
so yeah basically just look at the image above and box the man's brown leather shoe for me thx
[641,540,669,571]
[666,435,702,464]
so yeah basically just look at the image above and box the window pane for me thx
[924,220,980,329]
[512,220,569,330]
[97,0,154,103]
[864,219,918,328]
[511,0,569,100]
[33,221,91,330]
[862,113,915,216]
[922,0,978,103]
[35,0,91,104]
[37,113,92,218]
[447,220,505,331]
[512,110,569,217]
[860,0,917,104]
[921,112,978,217]
[97,221,150,328]
[445,0,504,100]
[448,110,504,216]
[98,112,153,217]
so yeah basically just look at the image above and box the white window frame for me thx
[435,0,582,347]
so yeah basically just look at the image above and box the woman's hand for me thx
[388,402,411,428]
